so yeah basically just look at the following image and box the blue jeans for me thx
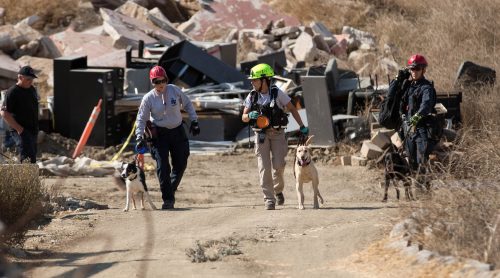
[12,130,37,163]
[150,124,190,204]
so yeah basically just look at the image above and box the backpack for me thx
[378,80,407,130]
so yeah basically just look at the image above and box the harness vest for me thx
[249,85,289,130]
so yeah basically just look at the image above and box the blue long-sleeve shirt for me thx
[135,84,197,138]
[401,78,436,119]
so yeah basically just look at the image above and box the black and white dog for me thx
[382,146,414,202]
[117,161,157,211]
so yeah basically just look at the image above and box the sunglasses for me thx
[152,78,167,85]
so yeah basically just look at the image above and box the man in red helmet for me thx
[390,54,439,191]
[135,65,200,210]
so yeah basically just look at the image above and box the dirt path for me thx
[24,150,400,277]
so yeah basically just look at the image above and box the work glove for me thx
[409,113,423,127]
[189,120,200,136]
[300,125,309,136]
[395,68,410,83]
[248,111,259,120]
[135,136,147,154]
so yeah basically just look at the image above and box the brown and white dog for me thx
[294,135,324,209]
[117,161,157,211]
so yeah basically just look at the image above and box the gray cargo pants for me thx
[255,128,287,205]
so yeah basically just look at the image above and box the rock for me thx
[351,155,367,166]
[331,34,349,59]
[0,25,20,53]
[312,34,330,53]
[148,7,189,40]
[116,0,150,24]
[360,140,383,159]
[70,1,104,32]
[342,26,377,51]
[270,26,300,39]
[292,32,317,63]
[19,15,44,29]
[100,8,161,48]
[178,0,300,40]
[310,21,333,38]
[81,199,109,210]
[0,51,20,79]
[454,61,496,89]
[149,0,186,23]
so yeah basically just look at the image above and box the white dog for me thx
[118,161,157,211]
[294,135,323,209]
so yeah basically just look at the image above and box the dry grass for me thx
[0,0,80,29]
[0,163,44,246]
[270,0,500,90]
[271,0,500,267]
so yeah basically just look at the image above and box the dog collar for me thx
[297,158,311,167]
[128,173,138,181]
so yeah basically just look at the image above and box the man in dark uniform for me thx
[391,54,438,190]
[0,66,39,163]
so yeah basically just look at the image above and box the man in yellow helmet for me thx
[242,63,308,210]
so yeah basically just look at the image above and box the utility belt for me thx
[145,121,183,141]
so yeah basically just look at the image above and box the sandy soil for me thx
[17,149,406,277]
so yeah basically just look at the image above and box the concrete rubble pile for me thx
[0,0,474,173]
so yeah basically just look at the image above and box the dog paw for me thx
[123,208,129,212]
[141,207,145,210]
[298,205,305,210]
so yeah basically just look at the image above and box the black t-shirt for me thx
[2,85,39,133]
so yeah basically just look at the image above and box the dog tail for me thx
[112,173,126,191]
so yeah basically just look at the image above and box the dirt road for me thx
[25,150,400,277]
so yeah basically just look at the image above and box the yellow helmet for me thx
[248,63,275,79]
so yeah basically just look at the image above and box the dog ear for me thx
[305,135,315,146]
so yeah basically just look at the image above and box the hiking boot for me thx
[265,203,275,210]
[161,201,174,210]
[276,193,285,205]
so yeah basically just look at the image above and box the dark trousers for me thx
[150,124,190,204]
[12,130,37,163]
[405,128,437,188]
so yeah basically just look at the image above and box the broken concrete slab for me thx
[313,34,330,53]
[149,0,186,23]
[351,155,368,166]
[292,32,317,63]
[360,140,383,160]
[310,22,333,38]
[331,34,349,58]
[370,130,391,150]
[0,25,22,53]
[115,0,150,24]
[342,26,377,51]
[148,7,189,40]
[100,8,179,48]
[37,37,62,59]
[0,51,20,79]
[391,132,403,149]
[179,0,300,40]
[270,26,300,40]
[88,49,127,68]
[51,28,116,60]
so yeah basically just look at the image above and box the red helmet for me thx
[407,54,428,69]
[149,65,166,80]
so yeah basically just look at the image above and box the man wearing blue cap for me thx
[0,66,40,163]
